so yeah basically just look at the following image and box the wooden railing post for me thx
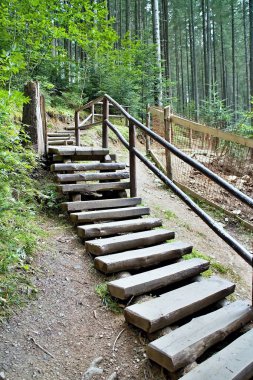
[125,106,129,127]
[91,104,95,123]
[146,104,151,154]
[164,106,173,179]
[129,120,137,197]
[102,97,109,148]
[75,111,80,146]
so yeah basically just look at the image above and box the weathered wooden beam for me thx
[56,171,129,183]
[77,217,161,238]
[180,328,253,380]
[51,162,126,172]
[70,206,150,224]
[61,197,141,212]
[124,277,235,333]
[147,300,253,373]
[108,258,209,300]
[58,182,131,194]
[85,229,175,256]
[94,241,192,274]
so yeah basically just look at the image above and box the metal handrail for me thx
[75,95,253,273]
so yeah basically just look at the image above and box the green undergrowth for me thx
[0,90,64,320]
[184,248,239,280]
[95,282,123,314]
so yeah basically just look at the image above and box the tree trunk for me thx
[126,0,130,33]
[22,81,45,156]
[152,0,163,106]
[161,0,171,99]
[243,0,250,109]
[231,0,236,118]
[189,0,199,120]
[249,0,253,118]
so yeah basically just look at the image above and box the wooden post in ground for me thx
[91,104,95,123]
[22,81,45,156]
[125,106,129,127]
[129,120,137,197]
[102,97,109,149]
[164,106,173,179]
[146,104,151,154]
[40,94,47,153]
[75,111,80,146]
[189,129,193,149]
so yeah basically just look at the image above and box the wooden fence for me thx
[147,105,253,230]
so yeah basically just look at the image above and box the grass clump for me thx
[95,282,122,314]
[184,248,237,279]
[163,209,177,220]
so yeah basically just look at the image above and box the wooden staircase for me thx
[47,141,253,379]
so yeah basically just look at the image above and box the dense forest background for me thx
[0,1,253,313]
[1,0,253,129]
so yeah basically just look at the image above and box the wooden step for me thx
[108,258,210,300]
[51,162,126,172]
[56,171,129,183]
[71,206,150,224]
[86,229,175,256]
[47,140,74,146]
[124,277,235,333]
[48,136,71,141]
[47,133,72,137]
[48,146,109,156]
[61,197,142,212]
[94,241,192,273]
[147,300,253,373]
[180,328,253,380]
[77,218,162,239]
[58,182,131,194]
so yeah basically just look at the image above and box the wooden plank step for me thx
[108,258,209,300]
[47,140,74,146]
[58,182,131,194]
[48,146,109,156]
[48,136,71,141]
[180,328,253,380]
[47,133,72,137]
[61,197,142,212]
[147,300,253,373]
[56,171,129,183]
[94,241,192,273]
[86,229,175,256]
[71,206,150,224]
[51,162,126,172]
[52,153,117,162]
[124,277,235,333]
[77,217,162,239]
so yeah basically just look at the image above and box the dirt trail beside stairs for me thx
[0,141,252,380]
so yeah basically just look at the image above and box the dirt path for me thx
[0,137,251,380]
[0,216,164,380]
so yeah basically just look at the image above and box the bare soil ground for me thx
[0,125,252,380]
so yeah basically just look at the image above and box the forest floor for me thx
[0,121,252,380]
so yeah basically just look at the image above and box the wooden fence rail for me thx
[147,105,253,231]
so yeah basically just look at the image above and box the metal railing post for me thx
[102,97,109,148]
[75,111,80,146]
[129,120,137,197]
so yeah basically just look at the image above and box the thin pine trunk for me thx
[152,0,163,106]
